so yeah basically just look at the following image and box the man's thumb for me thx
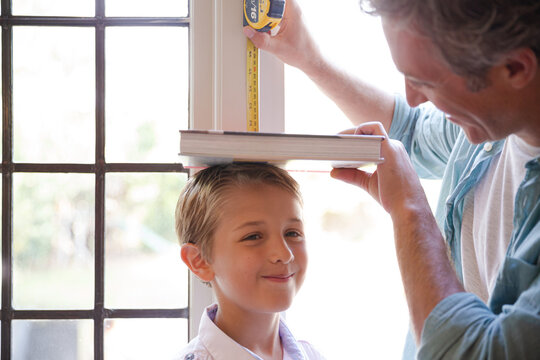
[243,26,271,50]
[330,168,371,192]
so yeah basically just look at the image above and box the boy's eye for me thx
[285,230,304,240]
[242,233,262,241]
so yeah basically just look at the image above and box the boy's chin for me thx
[259,298,295,314]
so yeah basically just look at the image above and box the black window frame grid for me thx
[0,1,191,358]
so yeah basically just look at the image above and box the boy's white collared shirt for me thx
[177,304,325,360]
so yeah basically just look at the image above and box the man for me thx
[244,0,540,358]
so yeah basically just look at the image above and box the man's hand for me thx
[331,122,465,343]
[331,122,429,218]
[244,0,395,128]
[243,0,322,74]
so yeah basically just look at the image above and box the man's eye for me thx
[408,79,434,89]
[408,80,423,89]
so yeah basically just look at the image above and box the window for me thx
[3,0,444,358]
[284,0,441,358]
[3,0,191,359]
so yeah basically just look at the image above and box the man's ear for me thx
[503,47,538,89]
[180,243,214,282]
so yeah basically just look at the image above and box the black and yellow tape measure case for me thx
[244,0,286,32]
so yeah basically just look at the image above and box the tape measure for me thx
[246,39,259,132]
[244,0,285,132]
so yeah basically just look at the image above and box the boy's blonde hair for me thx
[175,162,302,261]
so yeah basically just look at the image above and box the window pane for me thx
[284,2,411,358]
[105,27,188,163]
[13,27,95,163]
[12,0,94,16]
[105,318,187,360]
[105,173,188,309]
[285,0,402,136]
[13,173,95,310]
[12,320,93,360]
[286,171,409,359]
[106,0,188,17]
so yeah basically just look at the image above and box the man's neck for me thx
[517,73,540,147]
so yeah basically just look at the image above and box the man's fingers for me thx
[338,127,357,135]
[330,168,372,192]
[353,121,388,137]
[243,26,272,50]
[338,122,389,140]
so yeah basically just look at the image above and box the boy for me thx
[175,162,325,360]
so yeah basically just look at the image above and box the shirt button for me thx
[483,142,493,152]
[184,354,195,360]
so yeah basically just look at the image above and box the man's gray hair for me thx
[361,0,540,91]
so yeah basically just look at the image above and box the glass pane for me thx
[285,0,402,135]
[12,320,93,360]
[13,27,95,163]
[105,173,188,309]
[286,171,408,359]
[105,27,188,163]
[106,0,188,17]
[284,3,413,357]
[13,173,95,310]
[13,0,94,16]
[105,318,187,360]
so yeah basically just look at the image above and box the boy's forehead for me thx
[222,182,299,198]
[219,184,303,215]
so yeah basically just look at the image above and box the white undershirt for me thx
[461,135,540,303]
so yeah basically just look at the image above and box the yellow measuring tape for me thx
[246,38,259,132]
[244,0,285,132]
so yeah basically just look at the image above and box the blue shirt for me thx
[390,96,540,359]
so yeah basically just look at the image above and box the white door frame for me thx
[188,0,285,339]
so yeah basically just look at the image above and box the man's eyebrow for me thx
[406,70,450,86]
[404,73,432,84]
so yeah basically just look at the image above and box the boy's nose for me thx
[269,237,294,264]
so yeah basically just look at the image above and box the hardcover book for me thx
[179,130,384,169]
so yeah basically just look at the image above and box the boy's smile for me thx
[208,183,307,316]
[262,273,295,282]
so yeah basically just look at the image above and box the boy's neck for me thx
[214,303,283,360]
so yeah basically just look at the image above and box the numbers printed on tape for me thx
[244,0,285,132]
[247,38,259,132]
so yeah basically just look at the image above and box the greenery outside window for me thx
[2,1,190,359]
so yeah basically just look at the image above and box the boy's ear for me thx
[503,47,538,89]
[180,243,215,282]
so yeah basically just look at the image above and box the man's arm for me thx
[244,0,395,130]
[419,288,540,359]
[331,122,465,342]
[391,202,465,342]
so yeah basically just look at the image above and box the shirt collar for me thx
[199,304,306,360]
[198,304,256,360]
[278,317,306,360]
